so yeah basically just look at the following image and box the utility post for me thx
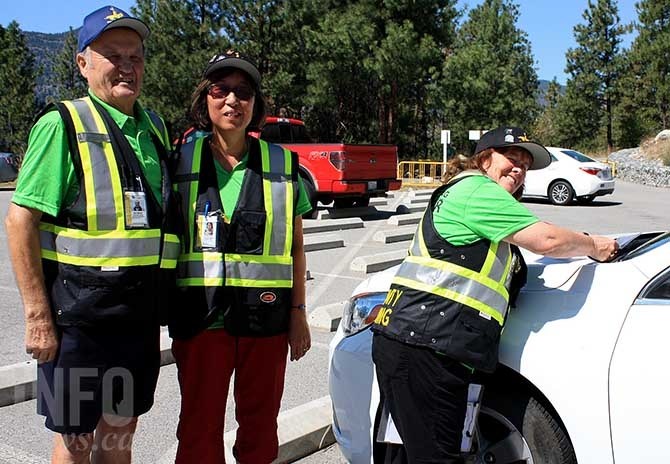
[441,129,451,165]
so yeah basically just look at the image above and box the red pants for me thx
[172,329,288,464]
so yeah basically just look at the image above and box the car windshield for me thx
[560,149,595,163]
[618,232,670,261]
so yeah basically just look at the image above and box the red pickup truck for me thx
[256,117,400,209]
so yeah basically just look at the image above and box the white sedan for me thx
[328,231,670,463]
[523,147,615,205]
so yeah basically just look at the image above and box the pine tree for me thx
[133,0,228,137]
[0,22,37,154]
[302,0,459,154]
[532,79,563,146]
[439,0,539,153]
[627,0,670,131]
[52,28,87,102]
[558,0,628,152]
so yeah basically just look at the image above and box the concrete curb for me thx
[407,197,431,204]
[373,225,416,244]
[304,234,345,252]
[350,249,407,273]
[303,217,364,234]
[308,301,346,331]
[387,212,422,226]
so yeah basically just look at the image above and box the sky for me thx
[2,0,639,85]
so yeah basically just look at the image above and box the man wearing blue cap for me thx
[5,5,180,463]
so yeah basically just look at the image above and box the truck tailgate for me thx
[336,144,397,180]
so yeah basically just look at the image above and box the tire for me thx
[334,198,356,209]
[470,388,577,464]
[301,176,317,219]
[548,181,574,206]
[355,196,370,207]
[577,195,595,205]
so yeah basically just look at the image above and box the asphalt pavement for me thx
[0,180,668,463]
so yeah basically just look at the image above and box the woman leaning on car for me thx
[371,127,619,463]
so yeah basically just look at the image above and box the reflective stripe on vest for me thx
[145,110,170,148]
[175,138,294,287]
[394,211,512,326]
[39,97,174,268]
[176,253,293,287]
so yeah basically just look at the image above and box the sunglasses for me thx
[207,83,255,101]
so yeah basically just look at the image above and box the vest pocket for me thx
[234,211,266,254]
[224,287,290,336]
[50,264,158,326]
[450,308,501,372]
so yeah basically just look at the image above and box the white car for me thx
[328,231,670,463]
[523,147,615,205]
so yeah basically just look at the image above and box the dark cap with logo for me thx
[203,50,261,86]
[475,127,551,170]
[78,5,150,52]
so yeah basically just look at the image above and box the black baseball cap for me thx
[203,50,261,86]
[78,5,149,52]
[475,127,551,170]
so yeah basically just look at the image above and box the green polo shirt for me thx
[433,174,539,245]
[13,90,163,216]
[214,154,313,221]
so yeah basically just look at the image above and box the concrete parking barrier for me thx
[388,212,422,226]
[407,197,431,204]
[316,206,378,220]
[369,197,388,206]
[308,301,347,331]
[0,361,36,407]
[350,249,407,273]
[304,234,345,252]
[303,217,364,234]
[398,203,428,214]
[373,225,416,244]
[223,396,335,464]
[409,189,434,197]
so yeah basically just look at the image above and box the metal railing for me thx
[397,161,446,187]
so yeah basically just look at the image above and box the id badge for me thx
[197,213,219,250]
[124,191,149,228]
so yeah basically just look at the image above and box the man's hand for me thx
[288,308,311,361]
[25,313,59,363]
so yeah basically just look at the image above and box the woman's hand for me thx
[288,308,311,361]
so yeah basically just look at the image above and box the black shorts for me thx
[37,324,160,434]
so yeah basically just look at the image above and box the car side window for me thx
[641,268,670,300]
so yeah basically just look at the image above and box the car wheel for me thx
[576,195,595,205]
[470,389,577,464]
[548,181,574,206]
[301,175,317,219]
[334,198,356,209]
[355,196,370,207]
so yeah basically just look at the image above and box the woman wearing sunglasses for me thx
[168,50,313,463]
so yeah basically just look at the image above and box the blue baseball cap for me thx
[77,5,150,52]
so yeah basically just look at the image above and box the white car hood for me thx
[521,252,590,291]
